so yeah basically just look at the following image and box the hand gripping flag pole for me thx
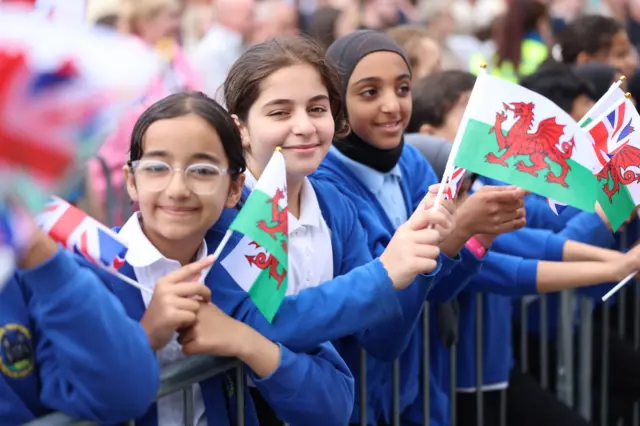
[430,64,488,214]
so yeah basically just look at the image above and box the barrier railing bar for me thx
[520,299,528,373]
[601,301,611,426]
[183,387,194,426]
[423,302,430,426]
[393,359,400,426]
[578,296,593,421]
[540,294,549,390]
[360,348,367,426]
[475,293,483,426]
[23,355,241,426]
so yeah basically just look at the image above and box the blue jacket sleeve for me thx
[492,228,566,261]
[464,251,539,296]
[20,249,159,423]
[218,259,403,355]
[251,341,354,425]
[523,195,580,231]
[428,248,486,302]
[559,212,615,248]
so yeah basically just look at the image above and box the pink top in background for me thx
[88,43,202,226]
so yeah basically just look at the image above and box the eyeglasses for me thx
[130,160,230,195]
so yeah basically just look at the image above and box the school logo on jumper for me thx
[0,323,34,379]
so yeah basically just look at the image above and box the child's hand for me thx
[456,186,527,238]
[178,302,248,357]
[17,229,57,270]
[422,184,457,242]
[140,256,214,351]
[617,244,640,281]
[380,205,450,290]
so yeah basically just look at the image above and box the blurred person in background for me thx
[556,14,638,79]
[308,5,342,49]
[417,0,504,71]
[470,0,552,82]
[181,2,215,52]
[119,0,200,93]
[548,0,584,35]
[86,0,122,29]
[335,0,406,36]
[190,0,255,98]
[252,0,299,44]
[628,68,640,104]
[386,25,443,79]
[86,0,202,226]
[573,62,626,97]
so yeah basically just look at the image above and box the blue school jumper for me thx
[314,144,486,425]
[510,194,618,339]
[111,225,355,426]
[0,249,159,425]
[219,177,442,424]
[452,177,562,392]
[479,178,620,338]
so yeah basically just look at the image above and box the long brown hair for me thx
[493,0,549,69]
[223,36,349,138]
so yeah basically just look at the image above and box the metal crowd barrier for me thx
[27,157,638,426]
[24,356,243,426]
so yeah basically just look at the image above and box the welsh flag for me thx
[589,100,640,231]
[453,74,601,212]
[579,87,640,231]
[221,149,288,322]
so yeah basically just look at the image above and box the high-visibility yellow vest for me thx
[469,39,548,83]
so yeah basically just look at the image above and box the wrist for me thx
[440,226,472,257]
[465,237,488,259]
[17,231,58,270]
[474,234,495,249]
[140,318,161,351]
[232,323,258,360]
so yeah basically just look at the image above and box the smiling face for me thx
[345,51,412,150]
[238,63,335,183]
[125,113,242,249]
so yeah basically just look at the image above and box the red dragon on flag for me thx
[485,102,575,188]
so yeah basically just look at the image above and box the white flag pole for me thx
[211,230,233,262]
[577,76,626,127]
[602,271,635,302]
[431,65,488,211]
[596,92,637,301]
[96,263,153,295]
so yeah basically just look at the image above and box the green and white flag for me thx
[453,74,601,212]
[221,149,288,322]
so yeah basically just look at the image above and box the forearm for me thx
[562,240,623,263]
[536,260,621,293]
[237,326,281,378]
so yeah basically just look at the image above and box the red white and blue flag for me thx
[586,98,638,169]
[35,196,127,269]
[445,166,466,200]
[547,198,568,216]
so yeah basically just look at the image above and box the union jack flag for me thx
[546,198,568,216]
[587,98,639,169]
[444,166,466,200]
[0,49,102,187]
[35,196,127,270]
